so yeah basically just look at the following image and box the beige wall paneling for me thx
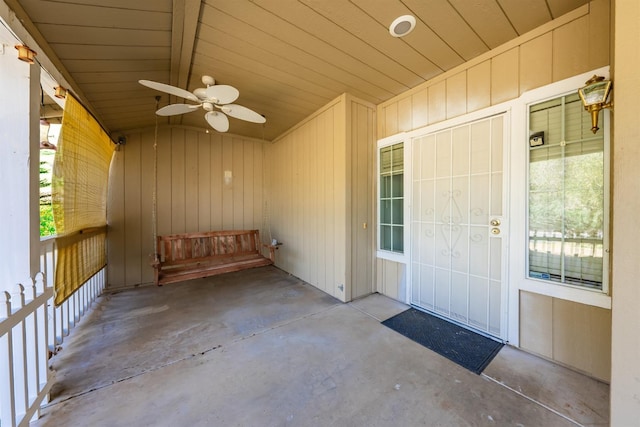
[491,48,519,105]
[552,298,611,382]
[307,119,319,287]
[397,97,413,133]
[467,61,491,114]
[156,129,172,236]
[124,132,142,286]
[184,130,199,233]
[107,147,125,289]
[411,89,429,130]
[232,136,244,230]
[520,291,611,382]
[374,258,407,302]
[266,94,373,302]
[140,131,155,285]
[221,135,234,229]
[348,98,375,300]
[320,109,334,294]
[383,103,398,139]
[446,71,467,119]
[428,81,446,125]
[552,16,589,82]
[253,139,265,235]
[291,125,303,280]
[197,132,211,232]
[170,128,186,234]
[333,101,347,300]
[519,33,553,94]
[519,291,553,359]
[587,0,610,71]
[209,134,223,231]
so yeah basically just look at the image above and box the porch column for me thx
[611,0,640,423]
[0,37,41,292]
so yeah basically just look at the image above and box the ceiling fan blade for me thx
[139,79,198,102]
[156,103,201,116]
[220,104,266,123]
[205,85,239,104]
[205,111,229,133]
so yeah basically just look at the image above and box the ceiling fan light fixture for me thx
[193,88,208,99]
[389,15,416,38]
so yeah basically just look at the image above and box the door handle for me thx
[490,219,501,227]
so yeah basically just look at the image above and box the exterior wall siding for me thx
[107,127,266,289]
[374,0,611,380]
[266,94,375,302]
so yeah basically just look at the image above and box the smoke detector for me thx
[389,15,416,38]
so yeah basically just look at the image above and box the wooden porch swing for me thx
[148,98,277,286]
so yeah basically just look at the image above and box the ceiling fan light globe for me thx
[202,75,215,86]
[193,87,207,100]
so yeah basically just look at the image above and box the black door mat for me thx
[382,308,504,374]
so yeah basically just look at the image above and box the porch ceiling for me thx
[7,0,589,141]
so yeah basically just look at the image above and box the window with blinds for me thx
[379,142,404,253]
[528,93,608,290]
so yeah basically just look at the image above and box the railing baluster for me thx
[0,291,17,427]
[13,284,28,422]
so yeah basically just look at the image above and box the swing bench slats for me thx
[152,229,277,286]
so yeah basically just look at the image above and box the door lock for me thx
[490,219,501,227]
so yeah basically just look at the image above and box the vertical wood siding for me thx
[107,128,266,289]
[266,94,375,302]
[520,291,611,382]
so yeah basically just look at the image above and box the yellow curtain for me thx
[52,94,114,305]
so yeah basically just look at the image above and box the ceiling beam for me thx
[169,0,200,125]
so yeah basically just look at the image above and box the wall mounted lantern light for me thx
[578,75,613,134]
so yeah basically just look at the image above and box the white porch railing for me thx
[0,236,105,427]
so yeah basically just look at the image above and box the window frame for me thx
[376,134,410,264]
[526,93,609,292]
[509,67,612,311]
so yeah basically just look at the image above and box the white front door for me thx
[410,114,508,339]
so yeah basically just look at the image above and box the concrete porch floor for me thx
[33,266,609,426]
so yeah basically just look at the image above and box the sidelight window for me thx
[379,142,404,255]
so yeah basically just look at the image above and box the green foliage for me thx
[529,150,604,239]
[40,204,56,236]
[39,154,56,236]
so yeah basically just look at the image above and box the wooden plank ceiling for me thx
[8,0,589,141]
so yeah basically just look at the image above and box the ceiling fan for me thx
[139,76,266,133]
